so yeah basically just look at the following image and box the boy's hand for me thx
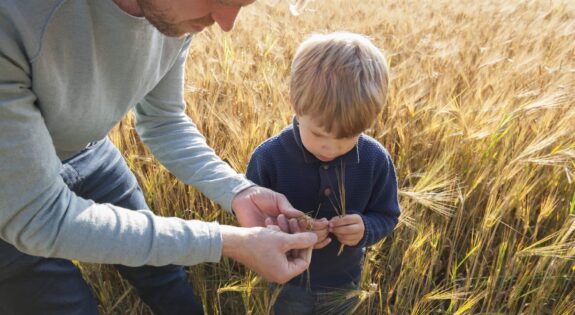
[329,214,365,246]
[265,215,331,249]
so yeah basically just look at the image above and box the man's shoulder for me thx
[1,0,63,22]
[1,0,65,56]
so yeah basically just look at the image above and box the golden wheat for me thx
[81,0,575,313]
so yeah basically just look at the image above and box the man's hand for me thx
[265,215,331,249]
[310,218,331,249]
[220,225,317,284]
[231,186,303,227]
[329,214,365,246]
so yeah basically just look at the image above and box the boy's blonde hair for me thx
[290,32,389,138]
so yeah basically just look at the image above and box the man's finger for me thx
[289,218,301,233]
[282,231,317,251]
[313,237,331,249]
[287,218,303,258]
[298,218,309,231]
[277,193,304,218]
[283,256,311,283]
[314,227,329,241]
[273,233,315,284]
[292,247,313,266]
[267,224,281,232]
[277,214,289,233]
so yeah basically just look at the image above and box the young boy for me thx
[246,32,401,314]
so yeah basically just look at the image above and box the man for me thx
[0,0,326,314]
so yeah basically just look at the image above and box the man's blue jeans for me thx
[0,138,204,315]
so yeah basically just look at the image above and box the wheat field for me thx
[82,0,575,314]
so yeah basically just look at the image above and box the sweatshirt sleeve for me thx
[356,150,401,248]
[0,12,222,267]
[134,36,253,213]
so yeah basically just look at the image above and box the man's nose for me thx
[212,6,241,32]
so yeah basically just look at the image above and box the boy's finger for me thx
[329,216,346,227]
[337,236,361,246]
[332,223,362,235]
[341,214,361,224]
[312,218,329,230]
[264,217,274,226]
[330,215,361,227]
[330,219,352,229]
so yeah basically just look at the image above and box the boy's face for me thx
[297,115,360,162]
[136,0,256,37]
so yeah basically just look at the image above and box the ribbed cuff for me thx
[204,221,223,263]
[221,176,256,214]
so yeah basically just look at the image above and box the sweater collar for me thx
[291,116,360,165]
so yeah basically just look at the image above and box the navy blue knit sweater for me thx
[246,117,401,289]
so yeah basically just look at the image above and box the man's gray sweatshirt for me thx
[0,0,251,266]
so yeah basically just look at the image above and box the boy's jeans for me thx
[0,138,203,315]
[273,282,360,315]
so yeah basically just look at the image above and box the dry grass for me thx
[85,0,575,313]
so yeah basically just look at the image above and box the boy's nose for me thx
[212,6,241,32]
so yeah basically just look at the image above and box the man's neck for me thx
[113,0,144,17]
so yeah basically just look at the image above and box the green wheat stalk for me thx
[326,161,347,256]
